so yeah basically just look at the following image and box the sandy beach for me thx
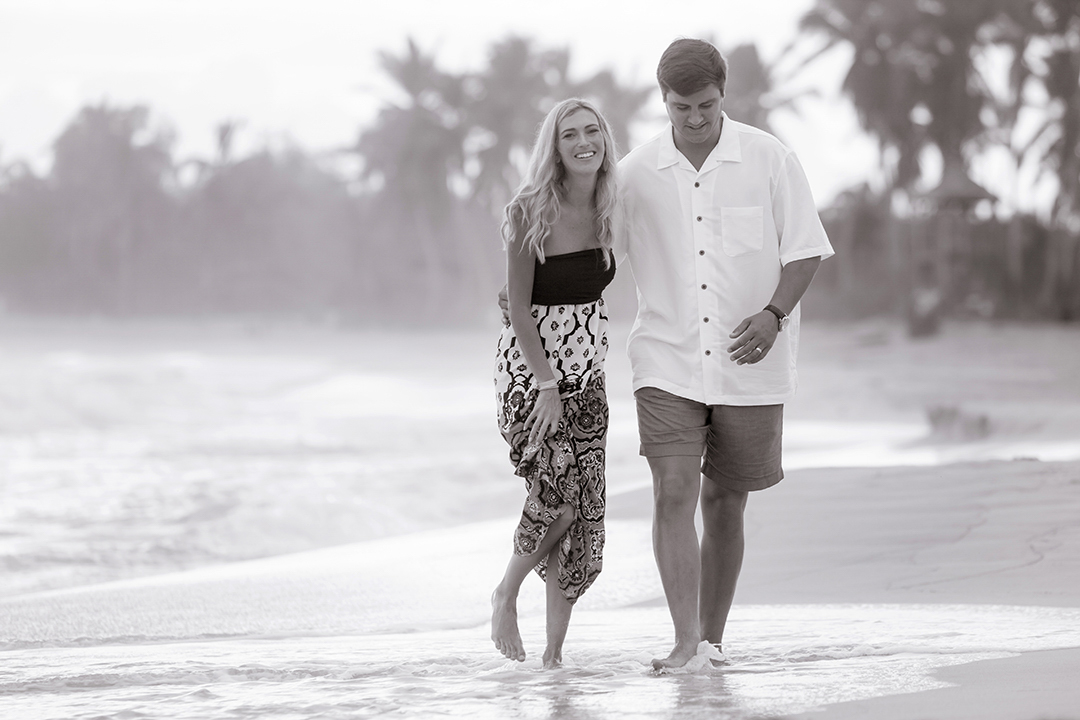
[768,320,1080,719]
[1,316,1079,719]
[729,460,1080,720]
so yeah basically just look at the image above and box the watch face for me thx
[779,316,790,331]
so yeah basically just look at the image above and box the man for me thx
[619,38,833,670]
[500,38,833,669]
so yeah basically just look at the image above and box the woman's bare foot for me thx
[542,647,562,669]
[491,588,525,662]
[650,639,699,671]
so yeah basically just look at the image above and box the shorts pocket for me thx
[721,206,764,256]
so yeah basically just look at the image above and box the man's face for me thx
[664,84,724,149]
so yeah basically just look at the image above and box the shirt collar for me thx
[657,112,742,171]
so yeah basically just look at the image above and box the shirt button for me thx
[705,350,711,356]
[703,317,709,323]
[696,216,702,221]
[701,284,707,290]
[694,182,700,188]
[699,250,705,256]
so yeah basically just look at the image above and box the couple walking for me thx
[491,38,834,670]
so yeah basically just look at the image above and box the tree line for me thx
[0,36,655,323]
[0,0,1077,323]
[800,0,1080,321]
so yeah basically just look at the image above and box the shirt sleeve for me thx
[773,151,835,266]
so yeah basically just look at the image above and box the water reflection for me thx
[670,674,750,720]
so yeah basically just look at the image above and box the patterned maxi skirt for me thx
[494,300,609,603]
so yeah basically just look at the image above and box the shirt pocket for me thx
[720,206,764,257]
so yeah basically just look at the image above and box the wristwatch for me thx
[764,304,789,332]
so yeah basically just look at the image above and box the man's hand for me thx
[498,285,510,326]
[727,311,778,365]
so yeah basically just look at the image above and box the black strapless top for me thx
[531,248,616,305]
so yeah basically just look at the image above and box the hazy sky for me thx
[0,0,880,204]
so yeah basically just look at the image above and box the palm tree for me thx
[358,38,466,219]
[49,103,175,312]
[798,0,1015,192]
[354,38,469,315]
[724,44,780,134]
[1002,0,1080,316]
[569,68,653,158]
[215,119,243,166]
[1007,0,1080,226]
[464,36,574,212]
[796,1,1028,331]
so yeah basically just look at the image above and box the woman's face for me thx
[556,108,605,177]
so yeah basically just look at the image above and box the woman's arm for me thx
[506,220,563,444]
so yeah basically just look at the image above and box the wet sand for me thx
[762,462,1080,720]
[790,647,1080,720]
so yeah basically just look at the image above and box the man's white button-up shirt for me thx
[615,114,834,406]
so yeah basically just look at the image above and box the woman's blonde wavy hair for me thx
[500,98,619,266]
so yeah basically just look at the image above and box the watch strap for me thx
[764,304,787,330]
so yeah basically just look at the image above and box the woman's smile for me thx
[557,107,605,172]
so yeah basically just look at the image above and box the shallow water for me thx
[4,603,1080,720]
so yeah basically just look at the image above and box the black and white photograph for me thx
[1,1,1079,718]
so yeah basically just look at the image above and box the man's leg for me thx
[699,480,748,650]
[698,403,783,656]
[649,454,703,670]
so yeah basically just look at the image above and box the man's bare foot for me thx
[707,643,727,668]
[650,640,699,671]
[542,648,562,669]
[491,588,525,662]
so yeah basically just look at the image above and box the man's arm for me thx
[727,256,821,365]
[498,284,510,325]
[728,147,832,366]
[765,255,821,317]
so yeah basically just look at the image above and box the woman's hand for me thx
[525,387,562,444]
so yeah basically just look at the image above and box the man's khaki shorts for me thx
[634,386,783,492]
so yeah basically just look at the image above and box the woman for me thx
[491,98,619,669]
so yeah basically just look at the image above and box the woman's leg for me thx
[542,538,574,668]
[491,506,575,662]
[541,375,607,667]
